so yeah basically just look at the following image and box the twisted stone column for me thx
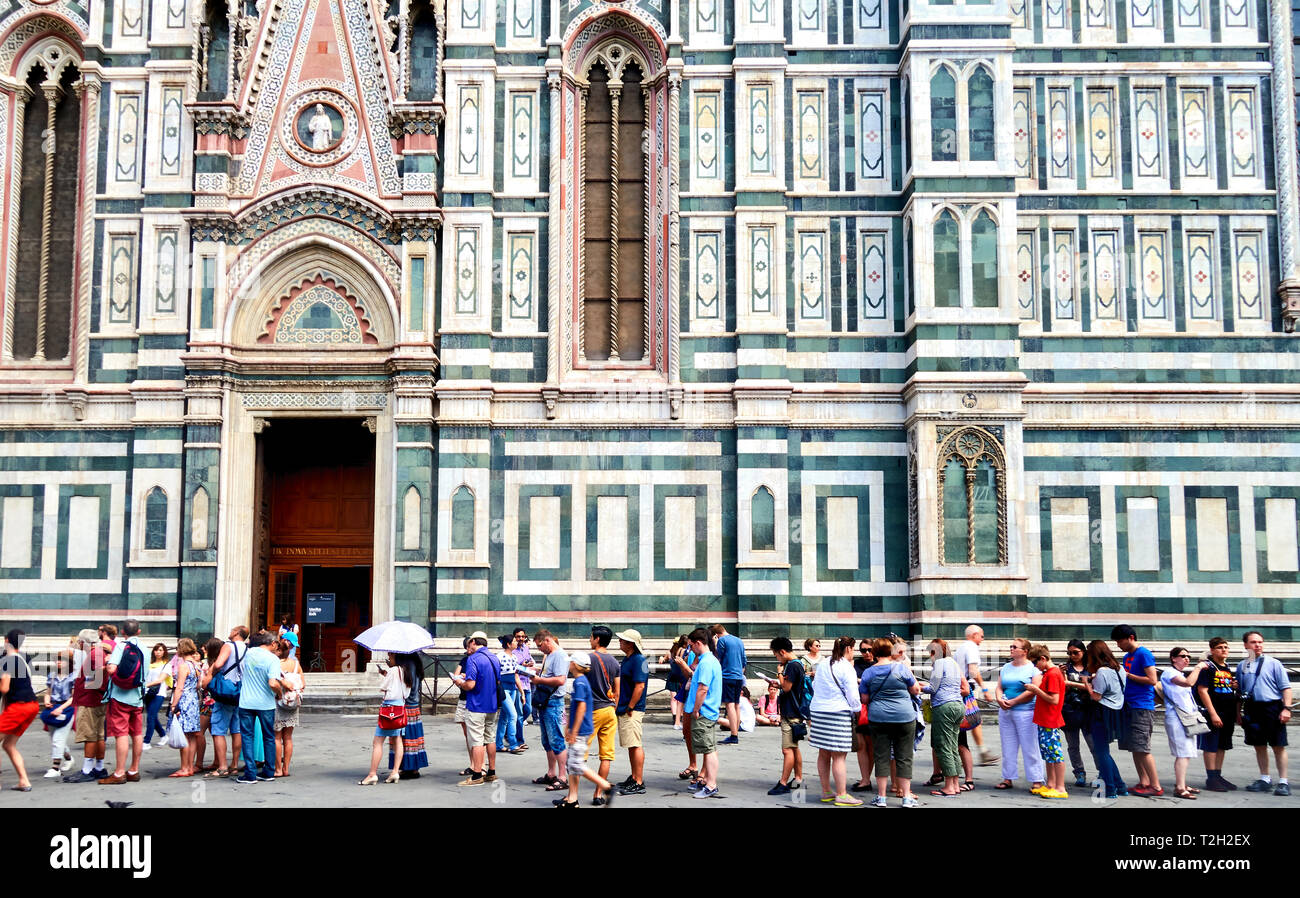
[546,71,561,383]
[608,87,621,360]
[1269,0,1300,330]
[34,83,61,362]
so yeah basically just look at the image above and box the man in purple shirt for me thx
[511,627,535,750]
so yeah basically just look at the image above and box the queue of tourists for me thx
[0,619,1291,806]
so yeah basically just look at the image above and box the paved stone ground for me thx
[2,711,1292,808]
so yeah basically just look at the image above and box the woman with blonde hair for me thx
[167,638,202,777]
[922,638,968,797]
[994,636,1045,791]
[808,636,862,806]
[274,636,304,777]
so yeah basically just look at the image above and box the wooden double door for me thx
[259,419,376,672]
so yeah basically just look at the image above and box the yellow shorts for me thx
[617,710,644,749]
[587,706,617,761]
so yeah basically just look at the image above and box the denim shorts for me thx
[210,701,237,737]
[541,698,566,753]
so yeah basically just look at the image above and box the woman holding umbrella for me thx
[361,653,408,785]
[352,620,436,785]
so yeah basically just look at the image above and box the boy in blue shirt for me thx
[554,652,615,809]
[684,627,724,799]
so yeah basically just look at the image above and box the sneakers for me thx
[1219,776,1238,791]
[1275,782,1292,797]
[901,796,918,808]
[692,786,719,799]
[457,774,486,787]
[618,781,646,796]
[1245,778,1272,793]
[257,771,276,782]
[92,768,110,779]
[141,742,152,752]
[62,771,97,783]
[719,735,739,745]
[617,775,635,789]
[834,794,864,807]
[767,782,792,796]
[1205,777,1229,792]
[869,795,888,808]
[234,775,259,784]
[1074,773,1089,788]
[687,779,705,792]
[44,768,61,779]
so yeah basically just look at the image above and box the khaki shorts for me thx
[465,710,498,747]
[781,717,803,751]
[691,714,718,755]
[75,704,106,744]
[588,706,617,761]
[617,710,644,748]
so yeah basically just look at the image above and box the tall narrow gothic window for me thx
[582,59,647,361]
[409,0,439,101]
[12,62,80,362]
[931,67,957,161]
[967,66,995,161]
[200,1,230,98]
[144,488,168,550]
[937,427,1008,566]
[933,210,961,308]
[970,210,999,308]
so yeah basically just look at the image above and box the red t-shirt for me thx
[1032,665,1065,729]
[72,646,108,708]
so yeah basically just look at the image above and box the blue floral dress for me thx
[175,660,200,733]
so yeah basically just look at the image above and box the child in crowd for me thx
[554,651,614,809]
[1024,644,1067,799]
[42,650,76,778]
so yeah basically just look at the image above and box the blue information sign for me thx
[305,593,336,624]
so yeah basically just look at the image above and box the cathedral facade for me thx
[1,0,1299,663]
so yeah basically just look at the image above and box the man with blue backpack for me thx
[766,637,807,796]
[202,626,249,776]
[99,619,146,785]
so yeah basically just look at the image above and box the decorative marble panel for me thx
[1052,230,1077,321]
[1130,0,1160,27]
[114,93,141,182]
[506,232,535,322]
[1176,0,1205,26]
[696,0,720,33]
[859,231,888,320]
[796,90,824,181]
[858,0,884,29]
[1013,87,1034,179]
[796,0,823,33]
[1127,497,1161,571]
[1045,0,1069,29]
[155,229,178,315]
[1223,0,1252,26]
[1086,0,1112,25]
[1186,231,1217,320]
[455,227,479,315]
[462,0,483,28]
[1087,88,1116,180]
[694,91,721,183]
[166,0,186,28]
[529,496,561,569]
[750,226,774,313]
[748,85,772,175]
[1048,87,1072,179]
[1050,497,1091,571]
[512,0,537,40]
[107,234,137,325]
[1195,497,1230,571]
[858,91,885,182]
[0,496,34,569]
[596,496,628,569]
[1180,88,1211,179]
[749,0,772,24]
[693,231,722,322]
[1091,230,1122,319]
[274,285,365,345]
[1133,88,1164,178]
[825,497,859,570]
[457,84,481,177]
[1010,0,1031,28]
[664,497,697,569]
[119,0,144,37]
[1264,498,1299,571]
[1016,230,1037,320]
[1231,230,1264,320]
[797,231,827,321]
[160,86,184,178]
[66,496,100,569]
[1138,231,1169,320]
[1228,88,1258,178]
[509,91,535,180]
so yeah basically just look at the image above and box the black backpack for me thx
[110,642,145,691]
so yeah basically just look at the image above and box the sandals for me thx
[1174,788,1197,800]
[545,779,569,791]
[531,775,555,785]
[961,780,975,792]
[994,780,1014,790]
[924,773,946,787]
[930,790,961,797]
[203,769,228,778]
[678,767,698,780]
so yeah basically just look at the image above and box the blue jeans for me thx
[540,696,566,754]
[238,708,276,779]
[143,693,167,742]
[515,689,531,745]
[1088,709,1125,796]
[496,689,520,751]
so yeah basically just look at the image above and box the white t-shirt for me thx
[1160,668,1195,715]
[954,640,983,681]
[738,698,756,732]
[380,667,409,703]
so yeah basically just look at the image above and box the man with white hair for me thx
[954,625,997,766]
[64,629,109,782]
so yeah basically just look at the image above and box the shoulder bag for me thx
[207,641,245,706]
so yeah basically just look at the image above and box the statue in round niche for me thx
[295,102,343,153]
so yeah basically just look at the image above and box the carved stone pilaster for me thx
[546,70,562,384]
[667,69,682,384]
[1269,0,1300,332]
